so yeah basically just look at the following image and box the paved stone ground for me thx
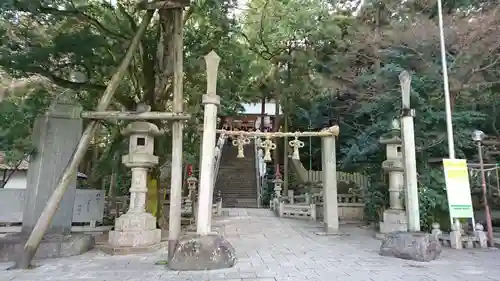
[1,208,500,281]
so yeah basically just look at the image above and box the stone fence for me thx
[273,191,364,222]
[0,188,106,233]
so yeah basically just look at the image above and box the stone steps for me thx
[215,142,258,208]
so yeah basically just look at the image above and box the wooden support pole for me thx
[167,7,184,260]
[81,111,190,120]
[13,11,155,270]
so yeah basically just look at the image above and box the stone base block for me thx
[0,233,94,262]
[380,209,408,234]
[168,234,236,271]
[379,232,442,262]
[98,241,167,255]
[115,212,157,231]
[108,228,161,248]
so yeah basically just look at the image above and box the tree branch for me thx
[35,6,129,41]
[29,67,106,91]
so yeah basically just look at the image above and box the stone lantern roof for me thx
[121,121,163,136]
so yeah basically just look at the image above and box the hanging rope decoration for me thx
[232,134,251,158]
[260,136,276,162]
[289,133,305,160]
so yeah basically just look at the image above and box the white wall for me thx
[0,170,28,189]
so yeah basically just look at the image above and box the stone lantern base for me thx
[108,212,161,249]
[379,209,408,235]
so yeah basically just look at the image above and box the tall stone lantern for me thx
[379,119,408,234]
[108,121,163,248]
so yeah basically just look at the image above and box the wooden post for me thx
[13,11,154,270]
[167,8,185,260]
[283,109,289,195]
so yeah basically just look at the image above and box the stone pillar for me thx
[379,122,408,234]
[321,135,339,233]
[168,51,236,271]
[22,100,82,235]
[0,99,95,262]
[399,71,420,232]
[108,122,162,249]
[196,51,221,236]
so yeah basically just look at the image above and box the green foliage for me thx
[0,88,51,162]
[418,165,451,231]
[1,0,499,230]
[362,180,389,223]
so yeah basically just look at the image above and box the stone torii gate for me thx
[167,50,341,271]
[212,127,341,234]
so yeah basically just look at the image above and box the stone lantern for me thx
[273,173,283,198]
[108,121,163,249]
[379,119,408,234]
[186,175,198,216]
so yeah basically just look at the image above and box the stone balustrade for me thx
[272,190,364,222]
[429,222,488,249]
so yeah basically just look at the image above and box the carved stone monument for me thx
[0,99,94,262]
[379,120,408,235]
[106,121,162,252]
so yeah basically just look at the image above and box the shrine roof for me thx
[237,102,282,116]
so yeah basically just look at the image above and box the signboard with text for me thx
[443,159,474,219]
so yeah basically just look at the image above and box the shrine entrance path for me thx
[2,208,500,281]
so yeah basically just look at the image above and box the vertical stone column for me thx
[128,167,149,213]
[379,123,408,235]
[399,71,420,232]
[321,134,339,233]
[22,99,82,235]
[196,51,221,235]
[168,51,236,271]
[108,122,162,249]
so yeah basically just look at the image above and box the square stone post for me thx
[21,101,82,235]
[0,99,94,262]
[321,134,339,233]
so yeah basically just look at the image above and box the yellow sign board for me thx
[442,159,474,218]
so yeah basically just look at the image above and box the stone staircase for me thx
[215,140,258,208]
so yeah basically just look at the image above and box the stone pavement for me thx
[1,208,500,281]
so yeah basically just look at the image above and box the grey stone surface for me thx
[1,208,500,281]
[22,100,82,235]
[97,241,167,256]
[168,234,236,270]
[379,232,442,262]
[0,189,105,224]
[0,233,94,262]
